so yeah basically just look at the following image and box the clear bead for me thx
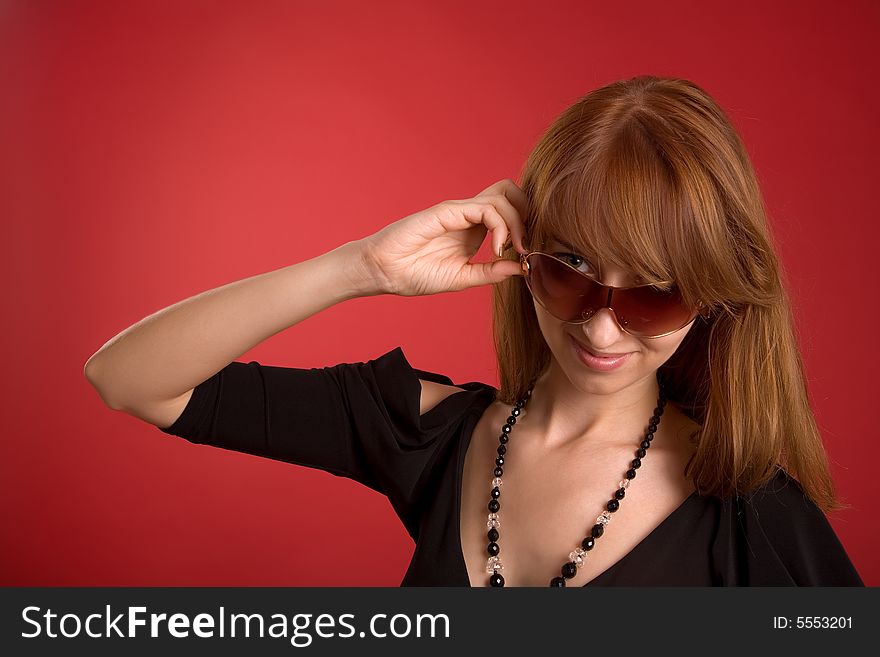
[597,511,612,525]
[487,513,500,529]
[619,479,630,489]
[491,476,503,488]
[569,548,586,567]
[486,556,503,573]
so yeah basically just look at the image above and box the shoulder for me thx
[742,467,810,506]
[737,467,826,531]
[730,467,864,586]
[417,379,468,416]
[368,346,486,417]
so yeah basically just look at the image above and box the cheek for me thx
[534,300,561,332]
[644,330,690,362]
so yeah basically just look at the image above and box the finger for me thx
[483,200,515,259]
[504,178,529,253]
[457,258,525,290]
[474,178,508,199]
[483,192,526,257]
[475,179,529,255]
[445,200,511,260]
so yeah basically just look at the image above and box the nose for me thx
[580,307,625,345]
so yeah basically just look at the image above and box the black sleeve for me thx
[156,346,458,520]
[735,469,864,586]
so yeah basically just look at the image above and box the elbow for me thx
[83,355,102,393]
[83,354,98,383]
[83,355,125,411]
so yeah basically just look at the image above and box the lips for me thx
[569,335,633,372]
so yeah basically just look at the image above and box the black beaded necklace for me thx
[485,378,667,587]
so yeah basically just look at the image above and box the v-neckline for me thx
[452,396,700,588]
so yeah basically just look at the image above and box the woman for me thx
[84,75,864,587]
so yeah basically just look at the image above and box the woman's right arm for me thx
[83,178,529,429]
[83,239,383,429]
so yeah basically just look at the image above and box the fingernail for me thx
[497,245,503,258]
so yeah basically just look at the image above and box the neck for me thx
[522,360,663,450]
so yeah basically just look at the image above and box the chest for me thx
[458,401,697,587]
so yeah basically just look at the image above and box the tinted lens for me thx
[610,284,695,337]
[525,253,695,337]
[526,253,605,322]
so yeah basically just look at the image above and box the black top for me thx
[158,346,864,587]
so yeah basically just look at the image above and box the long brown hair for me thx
[493,75,843,512]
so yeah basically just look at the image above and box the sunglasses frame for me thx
[519,250,709,339]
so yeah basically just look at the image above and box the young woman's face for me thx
[533,239,696,394]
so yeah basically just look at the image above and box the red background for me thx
[2,0,877,586]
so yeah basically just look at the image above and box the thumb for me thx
[460,259,524,288]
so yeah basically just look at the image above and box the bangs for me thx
[531,117,701,305]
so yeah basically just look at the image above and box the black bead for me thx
[472,379,676,592]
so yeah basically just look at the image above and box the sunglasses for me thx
[520,250,706,338]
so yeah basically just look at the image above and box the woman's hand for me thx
[361,178,530,296]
